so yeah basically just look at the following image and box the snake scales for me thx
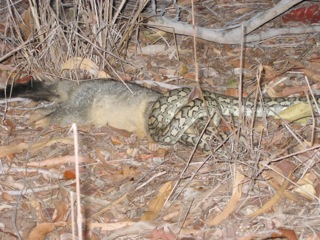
[148,87,320,152]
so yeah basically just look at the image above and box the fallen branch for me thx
[146,0,316,44]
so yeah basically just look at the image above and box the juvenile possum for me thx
[0,78,162,139]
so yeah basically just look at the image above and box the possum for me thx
[0,78,162,139]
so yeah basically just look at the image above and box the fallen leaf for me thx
[275,102,312,123]
[206,168,245,225]
[294,184,316,200]
[27,222,67,240]
[0,137,74,158]
[62,57,110,78]
[294,173,317,200]
[137,44,167,55]
[142,29,169,43]
[178,63,188,76]
[110,136,123,145]
[2,192,14,202]
[27,155,93,168]
[19,8,34,40]
[53,200,69,222]
[271,227,298,240]
[141,181,172,221]
[248,172,293,217]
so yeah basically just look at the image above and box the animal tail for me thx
[0,78,57,102]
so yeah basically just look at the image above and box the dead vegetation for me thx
[0,0,319,239]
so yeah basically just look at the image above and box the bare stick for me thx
[70,123,83,240]
[147,0,313,44]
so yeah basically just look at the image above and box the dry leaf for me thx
[275,102,312,123]
[27,155,93,168]
[28,222,66,240]
[263,65,279,81]
[294,184,316,200]
[53,200,69,222]
[110,136,123,145]
[248,172,292,217]
[178,63,188,76]
[275,160,297,176]
[294,173,317,200]
[120,165,139,178]
[206,168,245,226]
[137,44,167,55]
[0,137,74,158]
[183,72,196,80]
[235,8,253,14]
[263,167,285,186]
[62,57,110,78]
[2,192,14,202]
[141,181,172,221]
[271,227,298,240]
[142,30,169,43]
[87,221,135,231]
[0,204,13,211]
[19,8,33,40]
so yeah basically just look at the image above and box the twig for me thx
[1,166,63,179]
[0,180,76,195]
[70,123,82,240]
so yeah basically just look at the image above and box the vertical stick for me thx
[71,123,83,240]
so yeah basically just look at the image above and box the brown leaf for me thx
[110,136,124,145]
[183,72,196,80]
[28,222,66,240]
[206,168,245,225]
[0,137,74,158]
[53,200,69,222]
[249,172,293,217]
[2,192,14,202]
[27,155,93,168]
[141,181,172,221]
[271,227,298,240]
[62,57,110,78]
[275,160,297,176]
[119,165,139,178]
[2,119,16,135]
[19,8,34,40]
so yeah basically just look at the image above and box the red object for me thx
[64,170,76,179]
[16,75,33,84]
[282,4,320,24]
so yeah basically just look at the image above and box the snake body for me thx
[148,87,320,151]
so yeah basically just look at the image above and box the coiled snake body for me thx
[148,87,319,152]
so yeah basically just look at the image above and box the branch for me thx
[147,0,310,44]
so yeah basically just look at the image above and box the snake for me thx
[148,87,320,152]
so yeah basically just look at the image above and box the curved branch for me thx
[248,25,320,42]
[147,0,308,44]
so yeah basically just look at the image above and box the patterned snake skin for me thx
[148,87,319,152]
